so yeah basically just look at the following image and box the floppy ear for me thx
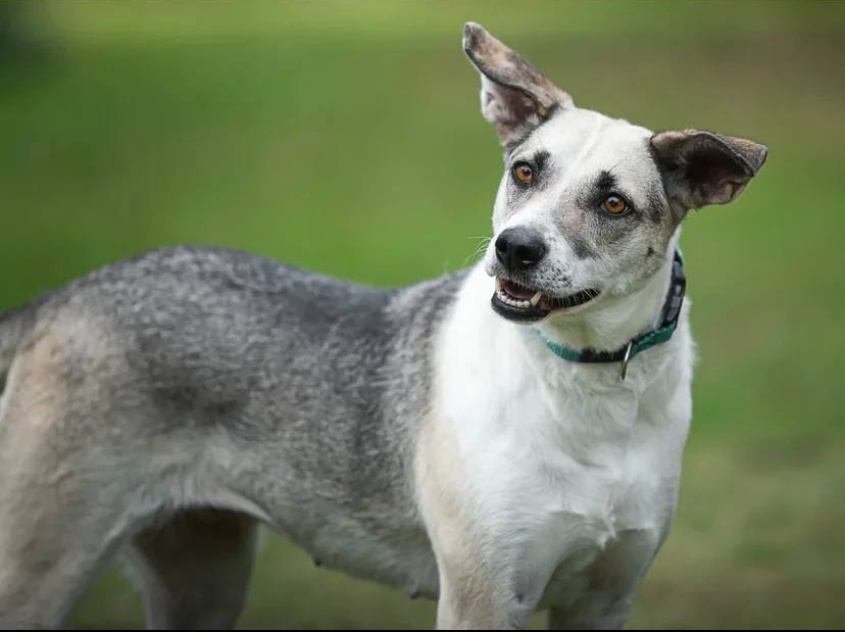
[650,129,768,212]
[463,22,573,147]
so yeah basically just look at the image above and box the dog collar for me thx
[535,250,686,380]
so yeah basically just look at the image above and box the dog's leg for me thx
[547,600,633,631]
[433,552,533,630]
[546,530,660,630]
[0,452,137,629]
[0,385,151,626]
[126,509,258,630]
[0,320,186,628]
[419,425,540,630]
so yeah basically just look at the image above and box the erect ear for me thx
[463,22,573,147]
[650,129,768,212]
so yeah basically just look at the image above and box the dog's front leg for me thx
[433,544,535,630]
[418,425,546,630]
[545,528,663,630]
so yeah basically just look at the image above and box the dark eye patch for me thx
[509,150,551,190]
[579,170,639,218]
[511,150,550,174]
[595,170,617,193]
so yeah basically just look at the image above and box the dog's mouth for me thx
[492,277,600,322]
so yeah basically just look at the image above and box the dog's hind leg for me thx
[125,509,258,630]
[0,317,180,628]
[0,446,127,628]
[0,398,155,626]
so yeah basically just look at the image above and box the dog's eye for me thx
[602,195,628,215]
[512,163,534,184]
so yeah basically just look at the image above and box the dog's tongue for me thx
[503,280,537,300]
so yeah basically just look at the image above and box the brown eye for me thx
[513,163,534,184]
[603,195,628,214]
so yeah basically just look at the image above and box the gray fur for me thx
[23,244,462,520]
[0,245,462,627]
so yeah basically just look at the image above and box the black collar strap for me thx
[535,250,687,379]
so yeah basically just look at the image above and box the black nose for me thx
[495,227,547,272]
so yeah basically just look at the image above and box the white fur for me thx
[412,94,699,628]
[419,236,694,627]
[486,108,670,308]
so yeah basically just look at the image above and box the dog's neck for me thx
[534,237,680,355]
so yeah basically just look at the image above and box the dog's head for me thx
[463,23,767,324]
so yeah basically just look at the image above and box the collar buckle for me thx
[620,341,634,380]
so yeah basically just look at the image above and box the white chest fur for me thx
[422,265,694,611]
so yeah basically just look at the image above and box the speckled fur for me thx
[0,246,461,627]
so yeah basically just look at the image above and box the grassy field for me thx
[1,1,844,628]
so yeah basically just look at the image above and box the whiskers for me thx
[463,235,492,267]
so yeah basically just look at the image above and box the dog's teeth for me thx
[529,291,542,306]
[495,284,534,309]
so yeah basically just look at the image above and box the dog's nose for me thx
[495,227,547,272]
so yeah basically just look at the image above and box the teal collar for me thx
[535,250,686,379]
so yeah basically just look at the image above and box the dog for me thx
[0,22,766,630]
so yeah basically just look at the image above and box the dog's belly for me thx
[268,507,440,599]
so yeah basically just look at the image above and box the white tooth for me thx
[496,277,503,291]
[529,291,543,306]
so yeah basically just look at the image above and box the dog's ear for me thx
[463,22,573,147]
[650,130,768,212]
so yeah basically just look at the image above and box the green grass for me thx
[1,1,843,628]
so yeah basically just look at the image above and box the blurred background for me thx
[1,1,843,628]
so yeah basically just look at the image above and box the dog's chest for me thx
[437,337,687,604]
[464,367,666,527]
[505,381,673,603]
